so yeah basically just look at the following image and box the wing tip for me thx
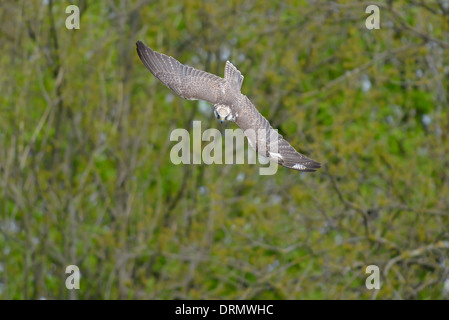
[225,60,244,90]
[136,40,153,57]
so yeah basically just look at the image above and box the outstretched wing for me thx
[224,61,244,91]
[136,41,225,104]
[235,96,321,172]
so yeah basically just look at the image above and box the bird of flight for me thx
[136,41,320,172]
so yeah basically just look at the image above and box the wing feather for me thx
[136,41,225,104]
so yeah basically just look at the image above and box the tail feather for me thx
[224,61,244,91]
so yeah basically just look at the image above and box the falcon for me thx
[136,41,321,172]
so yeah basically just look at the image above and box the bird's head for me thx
[214,104,232,123]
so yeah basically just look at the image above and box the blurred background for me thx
[1,0,448,300]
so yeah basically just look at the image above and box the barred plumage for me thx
[136,41,321,172]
